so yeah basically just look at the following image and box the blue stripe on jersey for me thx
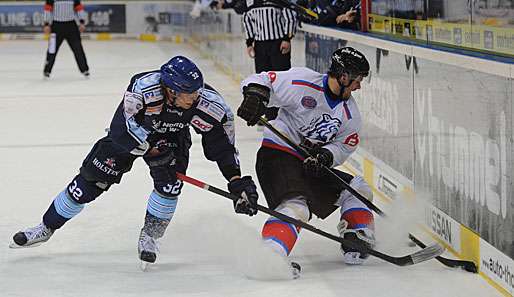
[343,101,352,119]
[291,80,323,91]
[125,117,149,144]
[200,88,232,121]
[146,191,177,220]
[53,190,84,219]
[131,72,160,93]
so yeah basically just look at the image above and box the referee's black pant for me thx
[44,21,89,74]
[254,39,291,73]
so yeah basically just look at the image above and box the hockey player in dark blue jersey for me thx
[10,56,259,267]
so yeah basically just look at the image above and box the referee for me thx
[243,0,298,73]
[43,0,90,78]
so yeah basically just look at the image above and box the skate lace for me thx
[26,223,52,240]
[139,232,159,253]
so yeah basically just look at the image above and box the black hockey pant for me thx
[44,21,89,74]
[256,146,354,219]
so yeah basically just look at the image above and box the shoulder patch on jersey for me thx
[197,98,225,122]
[191,115,214,132]
[343,133,360,147]
[142,88,164,104]
[123,91,144,117]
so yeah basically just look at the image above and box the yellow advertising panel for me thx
[368,14,514,57]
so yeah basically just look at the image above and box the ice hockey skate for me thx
[9,222,54,249]
[236,235,302,280]
[138,229,159,271]
[338,220,376,265]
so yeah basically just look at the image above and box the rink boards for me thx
[343,148,514,296]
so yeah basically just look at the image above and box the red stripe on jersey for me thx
[261,140,304,160]
[44,4,53,11]
[291,80,323,92]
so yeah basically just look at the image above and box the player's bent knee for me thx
[66,174,105,204]
[350,175,373,201]
[275,197,310,222]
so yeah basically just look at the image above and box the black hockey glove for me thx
[228,176,258,216]
[143,145,177,186]
[237,83,270,126]
[303,148,334,177]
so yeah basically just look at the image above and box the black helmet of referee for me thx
[328,47,370,81]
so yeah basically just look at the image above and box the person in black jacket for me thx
[43,0,90,78]
[300,0,361,30]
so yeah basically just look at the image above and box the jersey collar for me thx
[323,75,344,109]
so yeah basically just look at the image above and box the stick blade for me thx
[410,243,445,264]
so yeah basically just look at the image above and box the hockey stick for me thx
[176,172,444,267]
[257,117,386,216]
[408,233,478,273]
[273,0,319,21]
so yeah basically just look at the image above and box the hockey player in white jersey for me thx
[237,47,375,269]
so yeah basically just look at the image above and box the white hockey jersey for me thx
[241,67,361,167]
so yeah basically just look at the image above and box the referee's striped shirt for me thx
[43,0,87,25]
[243,1,297,46]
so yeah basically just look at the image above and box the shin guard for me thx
[261,197,309,256]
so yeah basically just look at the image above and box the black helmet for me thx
[328,47,369,80]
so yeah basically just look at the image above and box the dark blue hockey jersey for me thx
[108,70,241,179]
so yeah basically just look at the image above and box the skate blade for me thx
[140,261,152,271]
[9,241,43,249]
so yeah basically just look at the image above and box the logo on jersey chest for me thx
[301,96,317,109]
[152,120,187,133]
[303,114,342,143]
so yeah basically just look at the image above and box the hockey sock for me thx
[43,189,85,230]
[143,191,177,238]
[340,207,374,230]
[261,197,309,256]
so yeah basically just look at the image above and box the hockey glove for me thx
[303,148,334,177]
[337,219,376,265]
[228,176,258,216]
[237,83,270,126]
[144,145,177,188]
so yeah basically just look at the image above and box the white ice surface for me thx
[0,40,500,297]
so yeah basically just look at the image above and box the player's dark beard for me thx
[327,76,349,101]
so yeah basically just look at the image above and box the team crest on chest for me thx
[301,96,317,109]
[303,114,342,143]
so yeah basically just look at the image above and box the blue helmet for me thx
[160,56,204,93]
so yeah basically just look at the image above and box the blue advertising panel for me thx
[0,4,126,33]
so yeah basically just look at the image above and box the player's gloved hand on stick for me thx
[228,176,258,216]
[144,144,177,185]
[237,83,270,126]
[303,148,333,177]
